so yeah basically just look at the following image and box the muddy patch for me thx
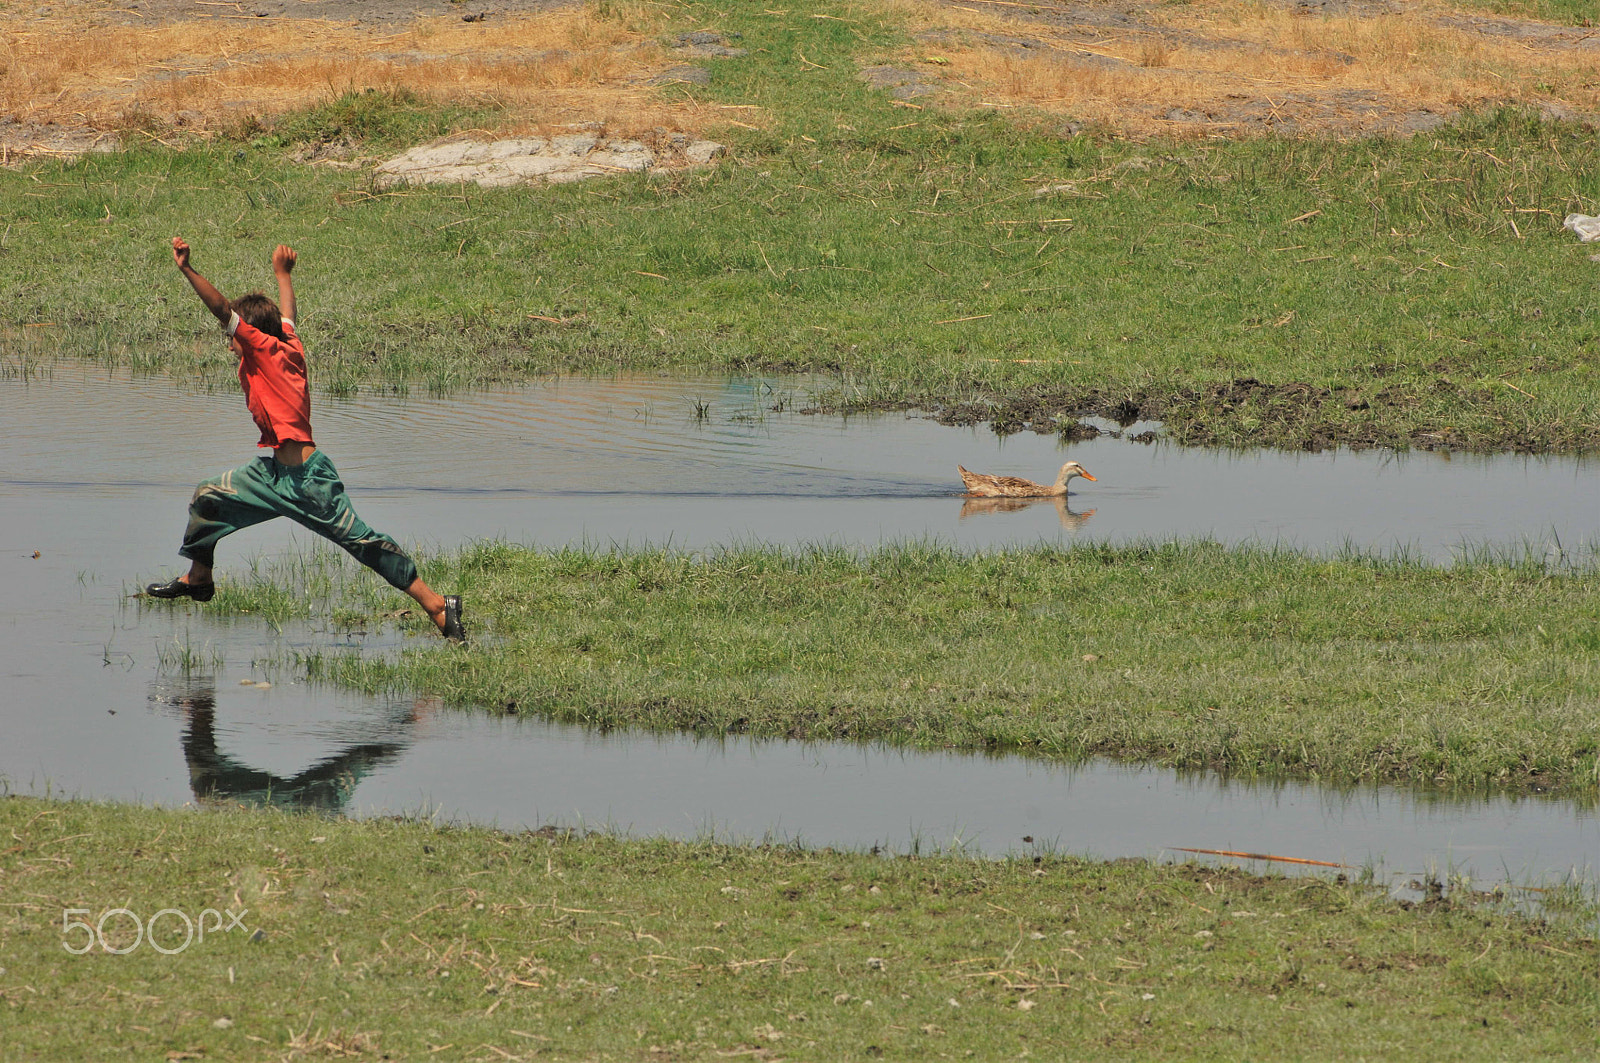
[649,65,713,87]
[672,30,747,58]
[805,390,1165,442]
[0,117,121,160]
[374,130,725,188]
[1285,0,1400,13]
[859,65,946,100]
[802,375,1590,455]
[1434,12,1600,46]
[1157,91,1452,136]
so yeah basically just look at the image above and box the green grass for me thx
[3,795,1595,1061]
[1451,0,1596,24]
[254,86,504,153]
[2,0,1599,450]
[195,540,1600,794]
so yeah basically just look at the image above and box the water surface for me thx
[1,370,1595,892]
[5,369,1594,559]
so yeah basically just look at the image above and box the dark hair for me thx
[231,292,285,341]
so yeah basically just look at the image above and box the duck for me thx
[957,460,1096,498]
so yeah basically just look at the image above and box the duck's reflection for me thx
[151,680,421,813]
[959,496,1096,531]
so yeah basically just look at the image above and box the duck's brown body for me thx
[958,461,1096,498]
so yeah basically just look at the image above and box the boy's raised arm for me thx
[272,244,297,324]
[172,237,232,326]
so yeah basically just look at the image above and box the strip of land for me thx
[200,541,1600,793]
[2,796,1594,1061]
[5,0,1596,143]
[3,1,1599,451]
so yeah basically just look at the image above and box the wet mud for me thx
[807,377,1589,455]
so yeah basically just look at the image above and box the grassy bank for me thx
[191,540,1600,794]
[3,1,1600,452]
[2,796,1595,1061]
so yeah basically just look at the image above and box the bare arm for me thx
[272,244,297,323]
[171,237,232,326]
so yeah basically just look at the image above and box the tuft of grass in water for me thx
[206,539,1600,794]
[3,795,1596,1061]
[155,632,226,676]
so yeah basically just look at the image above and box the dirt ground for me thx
[0,0,697,157]
[24,0,578,27]
[897,0,1600,137]
[1,0,1597,157]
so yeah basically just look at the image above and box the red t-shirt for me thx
[228,311,314,448]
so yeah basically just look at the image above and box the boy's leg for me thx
[402,577,464,641]
[285,452,463,639]
[149,459,282,599]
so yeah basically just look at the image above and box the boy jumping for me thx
[145,237,464,642]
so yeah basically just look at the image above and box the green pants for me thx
[179,450,419,591]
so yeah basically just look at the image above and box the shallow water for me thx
[1,369,1596,891]
[4,368,1595,559]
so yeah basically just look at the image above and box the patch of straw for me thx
[0,2,710,139]
[880,0,1600,136]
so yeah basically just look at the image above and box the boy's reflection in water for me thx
[152,680,431,813]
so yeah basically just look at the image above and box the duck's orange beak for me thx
[1080,472,1097,481]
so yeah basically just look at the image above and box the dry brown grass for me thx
[0,0,713,142]
[879,0,1600,135]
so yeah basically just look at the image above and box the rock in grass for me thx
[674,31,747,58]
[374,134,725,189]
[859,65,942,100]
[649,65,711,86]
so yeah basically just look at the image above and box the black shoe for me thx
[145,577,215,602]
[441,595,465,642]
